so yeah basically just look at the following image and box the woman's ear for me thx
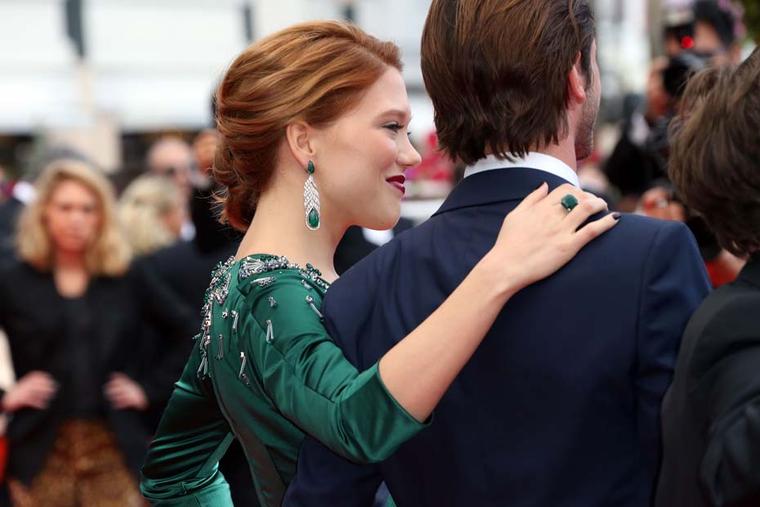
[285,121,317,168]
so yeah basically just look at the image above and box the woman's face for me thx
[311,68,422,231]
[44,179,101,256]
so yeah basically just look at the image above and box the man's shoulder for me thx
[607,213,690,243]
[336,213,687,274]
[587,214,699,269]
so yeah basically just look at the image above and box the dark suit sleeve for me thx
[698,334,760,506]
[636,221,710,478]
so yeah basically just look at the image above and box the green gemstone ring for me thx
[560,194,579,212]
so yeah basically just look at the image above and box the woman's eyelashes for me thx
[383,123,413,138]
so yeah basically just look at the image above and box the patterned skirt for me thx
[8,419,144,507]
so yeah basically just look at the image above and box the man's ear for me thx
[567,51,588,105]
[285,120,317,168]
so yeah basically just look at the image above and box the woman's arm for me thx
[0,371,57,413]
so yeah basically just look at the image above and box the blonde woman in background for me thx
[0,159,194,507]
[119,175,185,256]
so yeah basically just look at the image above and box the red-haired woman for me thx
[141,21,618,506]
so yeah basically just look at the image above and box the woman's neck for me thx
[53,249,89,298]
[236,184,346,283]
[55,249,87,271]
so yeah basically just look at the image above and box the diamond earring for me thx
[304,160,320,230]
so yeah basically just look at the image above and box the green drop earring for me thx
[303,160,320,230]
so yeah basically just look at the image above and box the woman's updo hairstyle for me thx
[213,20,403,230]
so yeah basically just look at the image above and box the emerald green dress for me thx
[140,255,425,506]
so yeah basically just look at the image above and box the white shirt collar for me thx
[463,152,580,187]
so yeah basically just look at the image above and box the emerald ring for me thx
[560,194,579,212]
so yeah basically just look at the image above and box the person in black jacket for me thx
[657,48,760,507]
[138,180,262,507]
[0,159,194,507]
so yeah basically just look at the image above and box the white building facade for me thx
[0,0,652,168]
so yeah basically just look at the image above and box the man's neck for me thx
[534,142,578,173]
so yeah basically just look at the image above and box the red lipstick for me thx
[386,175,406,195]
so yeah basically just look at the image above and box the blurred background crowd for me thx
[0,0,757,505]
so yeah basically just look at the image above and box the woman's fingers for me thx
[513,182,549,212]
[27,387,55,409]
[573,213,620,248]
[26,375,57,408]
[563,194,609,230]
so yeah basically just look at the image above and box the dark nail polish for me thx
[612,212,621,220]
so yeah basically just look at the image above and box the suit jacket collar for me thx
[433,167,572,217]
[463,152,580,186]
[739,255,760,288]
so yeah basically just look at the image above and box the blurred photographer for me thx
[604,51,710,211]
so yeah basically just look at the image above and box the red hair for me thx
[213,21,402,230]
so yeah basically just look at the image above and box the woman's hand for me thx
[104,372,148,411]
[483,183,619,294]
[2,371,58,413]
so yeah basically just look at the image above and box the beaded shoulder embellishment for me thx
[196,256,236,378]
[239,255,330,291]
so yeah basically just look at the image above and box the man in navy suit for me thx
[285,1,710,505]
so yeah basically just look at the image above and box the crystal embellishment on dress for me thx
[265,319,274,344]
[252,276,276,288]
[305,295,324,319]
[197,257,236,379]
[239,256,297,279]
[216,334,224,360]
[231,310,239,332]
[268,296,278,308]
[197,335,212,377]
[238,255,330,291]
[239,351,250,385]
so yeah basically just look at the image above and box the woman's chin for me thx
[358,213,399,232]
[54,240,89,256]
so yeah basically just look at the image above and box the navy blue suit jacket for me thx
[285,168,711,507]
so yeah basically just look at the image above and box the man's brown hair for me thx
[421,0,596,165]
[670,48,760,257]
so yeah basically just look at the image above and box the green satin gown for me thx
[140,254,425,506]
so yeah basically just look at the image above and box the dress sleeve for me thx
[230,274,427,464]
[140,345,235,506]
